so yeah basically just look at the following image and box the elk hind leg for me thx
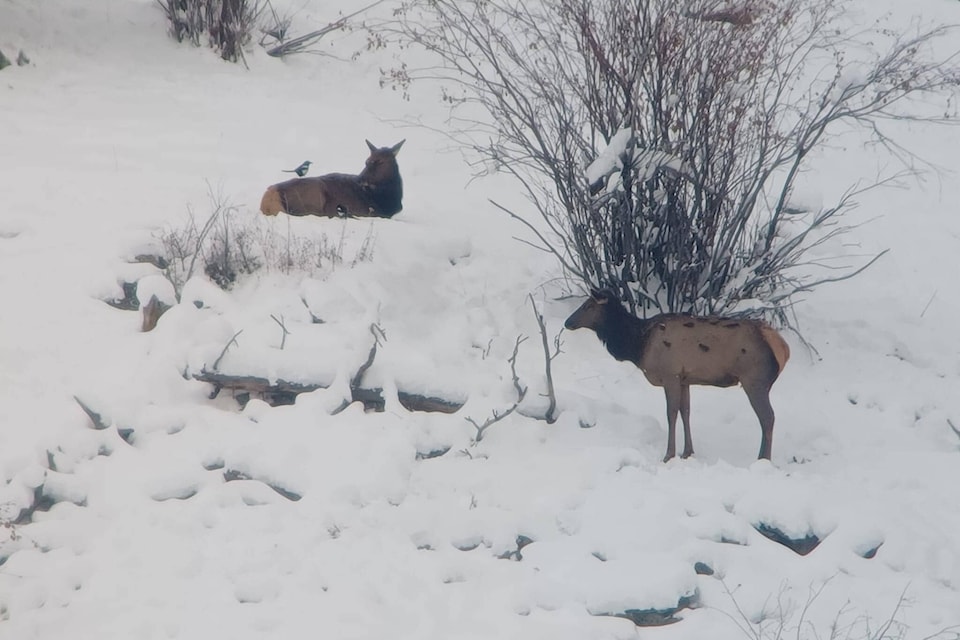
[662,383,682,462]
[679,383,694,459]
[744,383,775,460]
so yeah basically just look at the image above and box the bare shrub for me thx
[156,0,264,63]
[717,577,960,640]
[157,188,377,298]
[378,0,960,323]
[201,199,262,289]
[158,0,388,62]
[157,198,222,297]
[260,218,377,275]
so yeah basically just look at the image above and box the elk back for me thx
[260,174,380,218]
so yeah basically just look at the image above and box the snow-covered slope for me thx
[1,1,959,638]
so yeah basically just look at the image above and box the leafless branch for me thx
[467,335,528,443]
[264,0,386,57]
[711,574,960,640]
[466,400,525,443]
[714,576,765,640]
[918,625,960,640]
[270,314,291,350]
[866,585,910,640]
[351,323,386,390]
[490,199,585,279]
[508,335,528,399]
[184,198,221,290]
[529,294,561,423]
[212,330,244,371]
[920,291,937,319]
[300,297,324,323]
[948,419,960,444]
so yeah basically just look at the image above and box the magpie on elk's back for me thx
[283,160,312,177]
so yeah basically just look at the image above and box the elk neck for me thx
[594,302,649,367]
[365,176,403,216]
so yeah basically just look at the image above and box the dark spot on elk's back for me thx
[663,340,672,348]
[741,348,748,354]
[684,321,695,328]
[699,343,710,352]
[724,322,740,329]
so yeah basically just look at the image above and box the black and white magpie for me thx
[282,160,312,177]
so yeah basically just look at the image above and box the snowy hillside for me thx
[1,1,959,639]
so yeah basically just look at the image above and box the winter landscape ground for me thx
[1,1,960,638]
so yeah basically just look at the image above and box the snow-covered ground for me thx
[1,1,959,638]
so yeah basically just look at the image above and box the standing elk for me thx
[564,289,790,462]
[260,140,405,218]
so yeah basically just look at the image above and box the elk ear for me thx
[589,288,608,303]
[390,139,406,156]
[366,139,377,153]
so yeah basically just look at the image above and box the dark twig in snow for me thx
[948,419,960,444]
[508,335,528,400]
[467,336,528,443]
[300,297,324,323]
[331,323,387,415]
[529,294,561,424]
[351,323,386,390]
[270,314,291,350]
[212,330,244,371]
[921,290,938,318]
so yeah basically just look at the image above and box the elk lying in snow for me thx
[564,289,790,462]
[260,140,405,218]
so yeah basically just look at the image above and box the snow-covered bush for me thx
[380,0,960,322]
[156,188,376,297]
[156,0,263,63]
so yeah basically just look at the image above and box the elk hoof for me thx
[662,452,676,463]
[681,449,695,459]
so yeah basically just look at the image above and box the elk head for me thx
[564,289,617,331]
[361,139,405,183]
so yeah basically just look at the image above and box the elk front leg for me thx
[662,383,682,462]
[679,383,694,459]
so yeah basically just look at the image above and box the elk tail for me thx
[260,185,283,216]
[759,324,790,375]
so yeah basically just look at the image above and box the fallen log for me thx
[191,370,324,406]
[398,392,462,414]
[191,369,464,413]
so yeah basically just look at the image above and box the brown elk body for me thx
[564,289,789,462]
[260,140,405,218]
